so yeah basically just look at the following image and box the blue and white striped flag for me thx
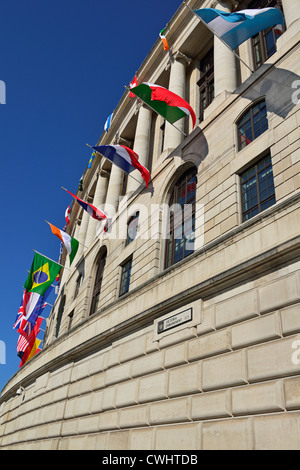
[194,7,284,50]
[104,112,113,133]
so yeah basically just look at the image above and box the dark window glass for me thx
[237,100,268,150]
[90,248,107,315]
[165,168,197,268]
[197,48,214,122]
[120,258,132,296]
[241,154,276,221]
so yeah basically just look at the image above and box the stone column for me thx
[281,0,300,29]
[84,172,108,246]
[76,208,90,258]
[104,164,123,217]
[163,52,190,151]
[127,104,152,192]
[213,1,237,97]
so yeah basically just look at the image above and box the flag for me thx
[159,27,169,51]
[23,339,41,365]
[17,317,42,359]
[88,151,96,169]
[63,188,108,221]
[24,252,62,297]
[47,222,79,266]
[92,144,150,188]
[274,24,284,36]
[129,75,138,97]
[78,175,83,191]
[104,112,113,133]
[194,7,284,50]
[129,82,196,129]
[65,204,71,225]
[13,288,49,334]
[18,317,43,367]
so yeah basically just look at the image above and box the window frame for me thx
[237,99,268,151]
[126,212,139,246]
[240,153,276,222]
[197,47,214,122]
[119,256,133,297]
[165,167,197,269]
[90,247,107,315]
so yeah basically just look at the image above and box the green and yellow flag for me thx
[24,252,62,296]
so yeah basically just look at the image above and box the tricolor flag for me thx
[24,252,62,297]
[47,222,79,266]
[18,317,43,368]
[13,287,51,336]
[104,112,113,133]
[63,188,108,221]
[65,204,71,225]
[129,75,138,98]
[92,144,150,188]
[129,82,196,129]
[159,27,169,51]
[17,317,43,360]
[194,7,284,50]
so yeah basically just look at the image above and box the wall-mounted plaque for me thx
[157,308,192,334]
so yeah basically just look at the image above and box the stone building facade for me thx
[1,0,300,450]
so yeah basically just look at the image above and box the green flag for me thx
[24,252,62,296]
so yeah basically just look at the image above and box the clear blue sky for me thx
[0,0,182,394]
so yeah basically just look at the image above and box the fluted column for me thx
[127,104,152,192]
[84,172,109,246]
[163,52,190,151]
[104,164,123,217]
[76,208,90,258]
[213,1,237,97]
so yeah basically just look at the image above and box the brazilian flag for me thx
[24,252,62,296]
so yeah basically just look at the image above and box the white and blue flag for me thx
[104,112,113,133]
[194,7,284,50]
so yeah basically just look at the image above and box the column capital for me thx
[211,0,238,12]
[173,50,192,66]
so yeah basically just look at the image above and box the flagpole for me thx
[183,2,254,74]
[124,86,187,137]
[86,144,145,186]
[45,220,88,250]
[33,249,71,271]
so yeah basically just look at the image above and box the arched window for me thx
[165,167,197,268]
[126,212,139,245]
[237,100,268,150]
[90,247,107,315]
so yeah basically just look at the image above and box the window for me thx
[126,212,139,245]
[90,247,107,315]
[119,257,132,297]
[68,310,74,331]
[74,273,82,299]
[197,48,214,122]
[160,121,166,153]
[241,154,276,221]
[237,100,268,150]
[165,167,197,268]
[249,0,284,69]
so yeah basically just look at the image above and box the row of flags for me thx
[96,6,283,150]
[15,5,284,368]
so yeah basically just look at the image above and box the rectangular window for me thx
[241,154,276,221]
[197,48,214,122]
[119,257,132,296]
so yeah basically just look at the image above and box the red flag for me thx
[18,317,43,367]
[129,75,138,97]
